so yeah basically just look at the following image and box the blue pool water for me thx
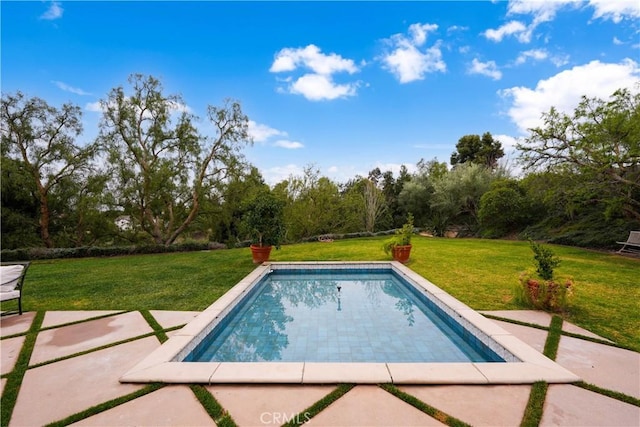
[185,269,503,363]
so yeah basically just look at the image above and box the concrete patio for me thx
[1,310,638,426]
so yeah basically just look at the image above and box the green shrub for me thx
[514,240,574,313]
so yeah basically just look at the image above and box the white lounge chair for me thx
[1,262,30,315]
[617,231,640,254]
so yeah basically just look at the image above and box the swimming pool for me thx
[184,268,504,363]
[121,262,580,384]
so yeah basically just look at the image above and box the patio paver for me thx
[482,310,552,327]
[208,384,335,426]
[0,312,36,337]
[2,310,639,426]
[72,385,215,426]
[41,310,123,329]
[30,311,153,365]
[491,319,548,353]
[556,335,640,398]
[562,321,614,342]
[399,384,532,426]
[310,385,445,426]
[10,337,159,426]
[1,335,25,375]
[149,310,200,329]
[541,384,640,426]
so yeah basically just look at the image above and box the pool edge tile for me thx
[388,363,489,384]
[210,362,304,383]
[120,362,219,383]
[302,363,391,384]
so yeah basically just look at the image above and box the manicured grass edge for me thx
[574,382,640,407]
[190,384,237,427]
[520,381,549,427]
[1,311,130,341]
[140,310,169,343]
[379,384,471,427]
[481,313,631,351]
[28,324,183,370]
[543,315,563,360]
[1,311,45,427]
[282,383,356,427]
[519,315,563,427]
[44,383,165,427]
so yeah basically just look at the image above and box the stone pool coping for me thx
[120,261,580,385]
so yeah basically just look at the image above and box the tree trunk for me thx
[38,189,53,248]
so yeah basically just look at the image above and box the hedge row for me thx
[0,241,227,262]
[0,230,402,262]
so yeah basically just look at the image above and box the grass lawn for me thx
[15,236,639,352]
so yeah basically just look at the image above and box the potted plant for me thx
[243,191,285,264]
[383,213,415,263]
[515,239,574,313]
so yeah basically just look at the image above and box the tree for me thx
[99,74,252,245]
[478,179,531,237]
[398,158,448,231]
[430,163,496,235]
[451,132,504,169]
[517,87,640,221]
[1,156,40,249]
[1,92,97,247]
[363,178,386,232]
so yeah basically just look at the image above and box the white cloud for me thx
[447,25,469,34]
[270,44,358,75]
[52,81,91,96]
[514,49,548,65]
[613,37,624,45]
[493,134,521,150]
[273,140,304,149]
[381,23,446,84]
[483,20,529,42]
[468,59,502,80]
[85,101,103,112]
[507,0,581,24]
[270,44,360,101]
[262,164,304,186]
[501,59,640,133]
[290,73,358,101]
[589,0,640,23]
[409,23,439,46]
[40,1,63,20]
[248,120,286,143]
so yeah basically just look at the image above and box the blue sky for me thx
[2,1,639,184]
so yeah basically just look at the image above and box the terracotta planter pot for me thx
[392,244,412,264]
[250,244,273,264]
